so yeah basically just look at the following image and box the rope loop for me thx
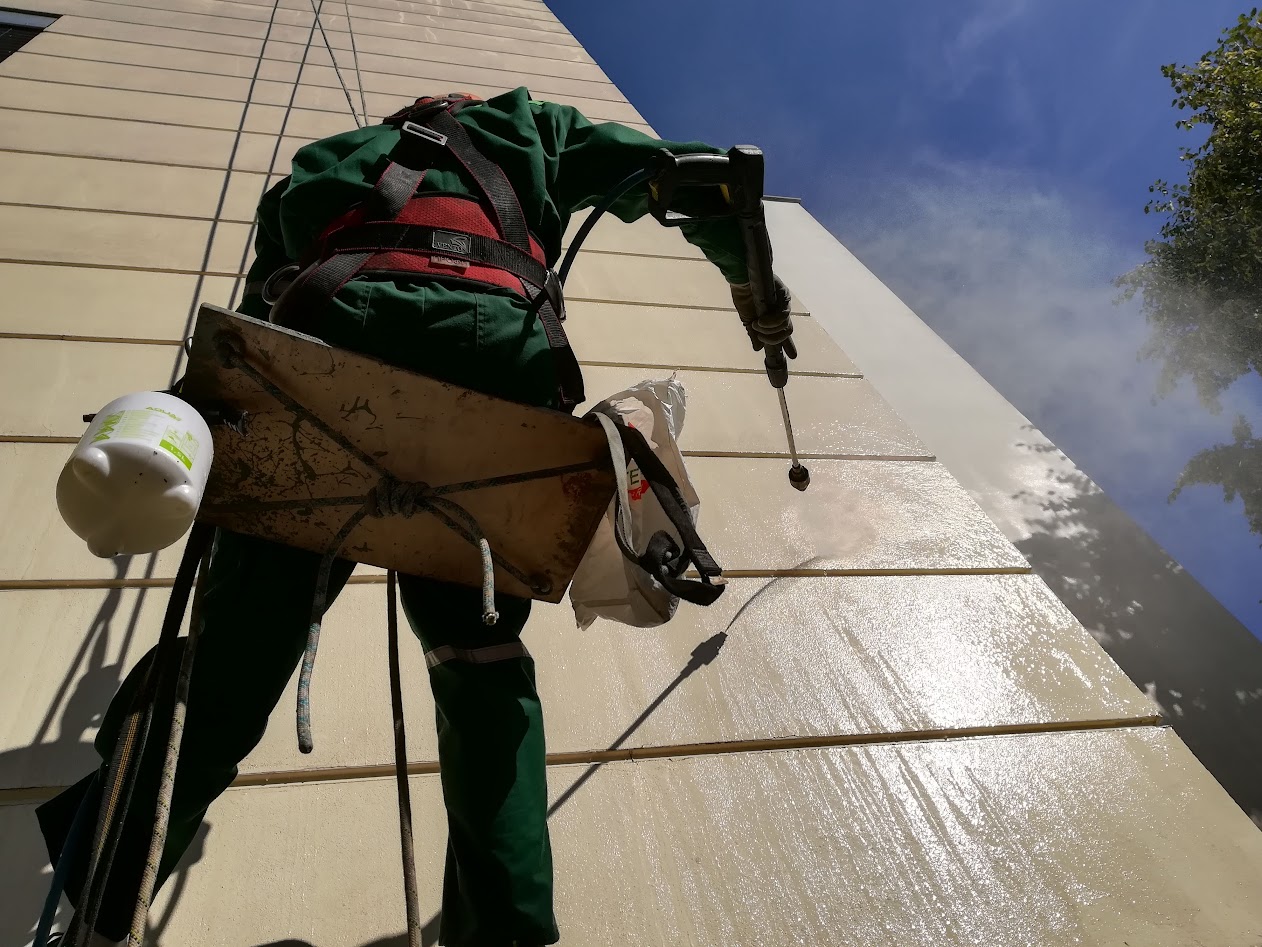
[367,476,433,518]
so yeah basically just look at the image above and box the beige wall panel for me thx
[273,56,625,106]
[564,253,734,308]
[0,75,246,133]
[532,574,1154,752]
[0,51,251,100]
[232,130,313,174]
[9,730,1262,947]
[0,264,236,340]
[0,452,1022,581]
[337,0,572,33]
[342,43,607,88]
[222,171,276,223]
[0,206,253,274]
[241,100,363,140]
[19,31,277,78]
[0,152,233,220]
[691,457,1029,572]
[0,586,168,790]
[563,210,703,258]
[296,18,594,66]
[0,339,178,438]
[0,341,903,451]
[2,573,1147,788]
[83,0,575,39]
[0,581,431,789]
[1,108,238,168]
[2,54,636,128]
[566,303,855,375]
[47,14,605,84]
[342,3,578,44]
[579,368,927,458]
[49,17,291,62]
[541,730,1262,947]
[245,0,563,26]
[0,444,188,582]
[39,0,297,41]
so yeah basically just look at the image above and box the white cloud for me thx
[840,159,1259,495]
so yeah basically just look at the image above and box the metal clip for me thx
[261,262,301,306]
[401,121,449,148]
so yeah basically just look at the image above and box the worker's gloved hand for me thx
[731,278,795,353]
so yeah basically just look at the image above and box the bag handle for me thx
[591,413,725,607]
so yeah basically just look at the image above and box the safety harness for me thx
[262,93,585,412]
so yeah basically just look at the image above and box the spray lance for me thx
[547,144,809,491]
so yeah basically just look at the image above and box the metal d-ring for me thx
[261,263,302,306]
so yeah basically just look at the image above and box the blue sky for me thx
[549,0,1262,636]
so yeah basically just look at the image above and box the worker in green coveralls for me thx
[37,87,794,947]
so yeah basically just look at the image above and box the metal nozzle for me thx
[777,388,810,492]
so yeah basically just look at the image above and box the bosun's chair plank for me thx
[182,305,616,602]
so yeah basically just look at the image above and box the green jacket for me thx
[240,86,747,408]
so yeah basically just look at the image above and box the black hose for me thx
[557,167,655,287]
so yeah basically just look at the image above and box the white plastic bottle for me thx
[56,391,214,558]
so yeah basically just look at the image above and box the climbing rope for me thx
[229,0,329,309]
[343,0,370,126]
[56,524,215,947]
[308,0,363,129]
[386,571,423,947]
[125,537,213,946]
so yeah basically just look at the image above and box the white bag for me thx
[569,377,724,629]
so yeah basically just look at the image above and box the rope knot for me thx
[368,476,431,518]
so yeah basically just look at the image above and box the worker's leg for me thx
[398,576,558,947]
[36,530,355,941]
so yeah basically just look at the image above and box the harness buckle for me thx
[261,262,302,307]
[543,268,566,322]
[400,121,449,149]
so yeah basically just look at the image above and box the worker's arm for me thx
[238,176,292,320]
[540,102,750,284]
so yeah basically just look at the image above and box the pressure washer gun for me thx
[646,146,810,491]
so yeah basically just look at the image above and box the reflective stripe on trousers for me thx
[424,641,529,669]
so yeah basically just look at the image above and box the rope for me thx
[308,0,363,128]
[172,0,288,378]
[218,339,524,749]
[297,506,370,754]
[367,478,498,625]
[63,524,214,947]
[343,0,370,126]
[386,571,423,947]
[125,537,213,945]
[228,0,327,309]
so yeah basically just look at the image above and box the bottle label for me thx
[90,407,200,471]
[159,425,199,470]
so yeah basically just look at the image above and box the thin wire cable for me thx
[343,0,370,125]
[228,0,325,309]
[308,0,363,128]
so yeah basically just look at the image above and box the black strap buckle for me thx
[400,121,448,148]
[543,268,566,322]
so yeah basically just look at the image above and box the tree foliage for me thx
[1117,10,1262,535]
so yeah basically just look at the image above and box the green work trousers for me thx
[37,528,559,946]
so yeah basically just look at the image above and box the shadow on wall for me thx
[1012,432,1262,826]
[1,555,211,947]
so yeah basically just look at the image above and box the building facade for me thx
[1,0,1261,944]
